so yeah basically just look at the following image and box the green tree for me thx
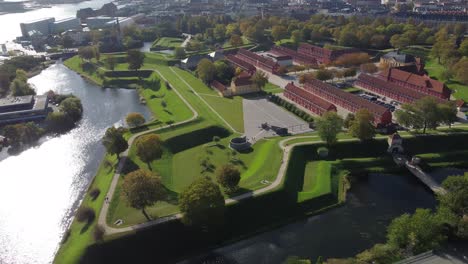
[102,126,128,158]
[438,101,458,128]
[125,112,145,128]
[438,173,468,239]
[229,34,244,47]
[46,112,73,132]
[179,177,225,229]
[78,46,95,61]
[315,111,343,145]
[214,60,235,84]
[62,35,74,48]
[355,243,401,264]
[272,25,288,42]
[314,69,334,81]
[59,96,83,123]
[458,39,468,57]
[122,169,166,220]
[395,96,445,133]
[216,164,241,193]
[291,30,301,45]
[127,49,145,72]
[174,47,186,59]
[343,113,355,129]
[135,134,163,169]
[349,109,375,141]
[387,209,446,255]
[250,70,268,90]
[196,58,216,83]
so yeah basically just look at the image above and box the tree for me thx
[343,113,355,129]
[387,209,446,255]
[360,63,378,74]
[355,244,401,264]
[250,70,268,90]
[458,39,468,57]
[78,46,95,61]
[9,78,35,96]
[125,112,145,127]
[315,111,343,145]
[127,49,145,72]
[174,47,186,59]
[229,34,244,47]
[314,69,334,81]
[214,60,235,84]
[438,173,468,239]
[105,56,116,71]
[46,112,73,132]
[196,58,216,83]
[453,58,468,85]
[271,25,288,42]
[62,35,74,48]
[349,109,376,141]
[291,30,301,45]
[135,134,163,169]
[438,102,458,128]
[59,96,83,123]
[395,96,448,133]
[216,164,241,193]
[179,176,225,229]
[102,126,128,157]
[122,169,166,220]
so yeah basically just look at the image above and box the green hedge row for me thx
[267,93,315,123]
[104,70,153,78]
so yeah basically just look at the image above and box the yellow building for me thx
[211,71,261,97]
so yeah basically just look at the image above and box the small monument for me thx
[387,133,403,153]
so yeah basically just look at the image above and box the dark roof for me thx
[211,80,227,92]
[382,51,415,63]
[304,78,390,116]
[237,49,279,69]
[233,75,253,86]
[270,46,318,66]
[357,73,428,101]
[380,68,446,94]
[285,82,336,111]
[225,54,256,72]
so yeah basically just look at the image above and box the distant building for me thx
[380,51,416,68]
[265,53,293,67]
[0,95,50,125]
[181,54,210,69]
[20,17,55,38]
[284,82,337,116]
[52,17,81,34]
[298,43,358,64]
[210,71,261,97]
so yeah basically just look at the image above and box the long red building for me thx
[225,55,256,75]
[236,48,280,74]
[270,46,318,67]
[379,68,451,100]
[284,82,337,116]
[355,73,429,104]
[304,79,392,125]
[298,43,358,64]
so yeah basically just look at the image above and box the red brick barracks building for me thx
[284,82,337,116]
[378,68,451,100]
[270,46,318,67]
[225,55,256,75]
[302,79,392,125]
[234,49,280,74]
[297,43,358,65]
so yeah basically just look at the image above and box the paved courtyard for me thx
[243,97,312,142]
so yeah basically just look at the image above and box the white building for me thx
[20,17,54,38]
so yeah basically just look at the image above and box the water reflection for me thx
[181,172,437,264]
[0,63,150,264]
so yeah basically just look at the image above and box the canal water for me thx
[181,172,439,264]
[0,63,150,264]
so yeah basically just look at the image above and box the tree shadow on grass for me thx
[120,158,139,175]
[80,216,95,234]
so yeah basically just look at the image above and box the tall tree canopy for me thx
[315,111,343,145]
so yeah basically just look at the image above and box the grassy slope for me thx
[264,82,283,94]
[64,56,104,85]
[298,161,332,202]
[54,155,117,264]
[152,37,183,49]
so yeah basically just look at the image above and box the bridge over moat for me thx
[393,154,447,195]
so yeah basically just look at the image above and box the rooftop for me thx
[382,51,415,63]
[0,95,34,108]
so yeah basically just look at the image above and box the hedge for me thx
[104,70,153,78]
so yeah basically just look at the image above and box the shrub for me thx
[93,224,105,241]
[89,188,101,201]
[75,206,96,223]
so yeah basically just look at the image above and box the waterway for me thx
[0,0,112,44]
[0,63,150,264]
[182,172,441,264]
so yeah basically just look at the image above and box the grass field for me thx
[425,58,468,101]
[298,161,332,202]
[264,82,283,94]
[151,37,184,50]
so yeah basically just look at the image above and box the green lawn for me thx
[151,37,184,50]
[425,58,468,101]
[298,161,332,202]
[64,56,105,86]
[264,82,283,94]
[107,135,283,227]
[200,95,244,133]
[54,155,118,264]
